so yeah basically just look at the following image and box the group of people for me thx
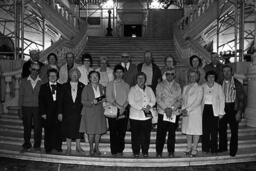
[19,50,246,158]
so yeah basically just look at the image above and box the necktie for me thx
[51,84,57,94]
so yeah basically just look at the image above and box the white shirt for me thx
[70,82,78,102]
[204,85,214,104]
[49,82,57,101]
[128,85,156,121]
[92,85,101,98]
[142,63,153,86]
[121,62,130,70]
[27,76,41,89]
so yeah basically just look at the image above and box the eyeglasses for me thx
[31,68,40,72]
[166,73,175,76]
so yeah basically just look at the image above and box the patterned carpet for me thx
[1,157,256,171]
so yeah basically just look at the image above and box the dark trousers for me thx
[44,118,62,152]
[156,114,176,154]
[202,105,218,153]
[22,107,42,149]
[130,119,151,155]
[108,117,128,155]
[219,103,238,156]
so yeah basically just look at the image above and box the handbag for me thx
[104,82,118,118]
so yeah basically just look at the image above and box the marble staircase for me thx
[0,109,256,167]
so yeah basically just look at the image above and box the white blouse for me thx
[92,85,101,98]
[128,85,156,121]
[70,82,78,102]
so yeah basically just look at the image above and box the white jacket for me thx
[128,85,156,121]
[202,82,225,117]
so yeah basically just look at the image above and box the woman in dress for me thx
[95,56,114,87]
[106,64,130,156]
[201,70,225,154]
[58,68,84,155]
[128,72,156,158]
[77,53,94,85]
[80,71,107,156]
[181,70,203,157]
[186,55,205,85]
[40,53,59,83]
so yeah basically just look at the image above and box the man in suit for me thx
[203,52,224,83]
[39,68,62,153]
[120,52,138,87]
[21,50,44,78]
[219,65,246,156]
[137,50,162,92]
[59,52,78,84]
[19,62,43,152]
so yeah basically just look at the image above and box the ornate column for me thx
[245,53,256,127]
[245,2,256,127]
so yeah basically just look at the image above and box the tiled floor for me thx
[0,157,256,171]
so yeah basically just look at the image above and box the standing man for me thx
[19,62,43,152]
[39,68,62,153]
[155,69,181,157]
[203,52,224,83]
[58,52,78,84]
[120,52,138,87]
[219,65,246,157]
[137,50,162,92]
[21,50,44,78]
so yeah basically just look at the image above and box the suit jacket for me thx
[19,77,43,107]
[137,62,162,92]
[220,78,246,112]
[39,82,61,120]
[121,63,138,87]
[57,82,85,116]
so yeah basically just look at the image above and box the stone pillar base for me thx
[245,107,256,127]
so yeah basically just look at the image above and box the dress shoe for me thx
[94,148,101,156]
[133,154,139,158]
[76,147,84,153]
[33,147,41,152]
[143,153,148,158]
[191,150,197,157]
[65,149,71,155]
[156,153,162,158]
[168,152,175,158]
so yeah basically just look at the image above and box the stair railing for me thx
[173,0,215,63]
[1,70,21,113]
[178,0,215,31]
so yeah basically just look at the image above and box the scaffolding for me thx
[203,0,255,63]
[0,0,58,60]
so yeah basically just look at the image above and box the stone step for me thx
[0,143,256,167]
[1,138,256,153]
[1,128,255,144]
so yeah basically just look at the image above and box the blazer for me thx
[57,82,84,115]
[202,82,225,117]
[220,78,246,112]
[19,77,43,107]
[121,63,138,87]
[137,63,162,92]
[156,80,181,115]
[39,82,61,118]
[81,84,105,115]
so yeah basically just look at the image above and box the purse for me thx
[104,83,118,118]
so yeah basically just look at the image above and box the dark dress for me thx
[79,84,107,135]
[58,82,85,139]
